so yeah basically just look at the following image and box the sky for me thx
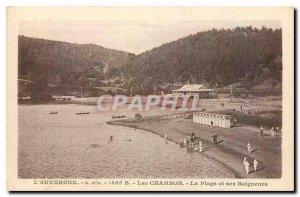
[19,20,281,54]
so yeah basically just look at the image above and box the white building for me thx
[173,84,218,99]
[193,112,231,128]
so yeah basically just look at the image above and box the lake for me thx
[18,104,234,179]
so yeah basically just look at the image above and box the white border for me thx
[1,0,299,196]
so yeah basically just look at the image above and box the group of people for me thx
[180,133,195,146]
[244,142,260,175]
[179,133,204,152]
[259,126,281,137]
[245,124,281,175]
[243,157,259,174]
[270,127,282,136]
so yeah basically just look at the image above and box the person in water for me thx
[108,135,114,143]
[164,133,168,144]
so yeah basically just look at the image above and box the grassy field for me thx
[195,96,282,129]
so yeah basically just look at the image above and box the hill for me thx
[18,35,135,90]
[130,27,282,93]
[18,26,282,97]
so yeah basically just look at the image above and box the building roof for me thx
[173,84,213,92]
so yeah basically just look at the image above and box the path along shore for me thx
[107,117,282,179]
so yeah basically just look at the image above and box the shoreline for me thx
[18,104,235,179]
[107,116,282,179]
[107,120,241,178]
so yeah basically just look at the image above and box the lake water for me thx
[18,104,234,179]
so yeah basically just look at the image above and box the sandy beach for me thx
[108,116,282,179]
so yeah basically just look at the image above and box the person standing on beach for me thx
[243,157,247,165]
[188,140,192,148]
[244,160,250,174]
[179,138,184,147]
[199,140,203,152]
[276,127,280,135]
[164,133,168,144]
[210,121,213,128]
[271,127,276,137]
[259,126,264,136]
[191,133,195,142]
[247,142,252,154]
[233,117,237,127]
[253,159,259,172]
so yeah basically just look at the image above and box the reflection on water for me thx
[18,104,234,179]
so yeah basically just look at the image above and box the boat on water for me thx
[112,115,126,119]
[76,112,90,115]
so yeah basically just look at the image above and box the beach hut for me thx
[200,113,204,124]
[196,114,200,124]
[203,113,207,125]
[192,112,231,129]
[205,114,208,125]
[218,115,223,127]
[204,114,209,125]
[214,114,219,127]
[223,115,231,128]
[193,113,197,122]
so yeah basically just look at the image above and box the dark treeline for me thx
[127,26,282,93]
[18,26,282,97]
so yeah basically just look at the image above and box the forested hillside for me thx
[19,26,282,96]
[128,27,282,92]
[18,36,135,89]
